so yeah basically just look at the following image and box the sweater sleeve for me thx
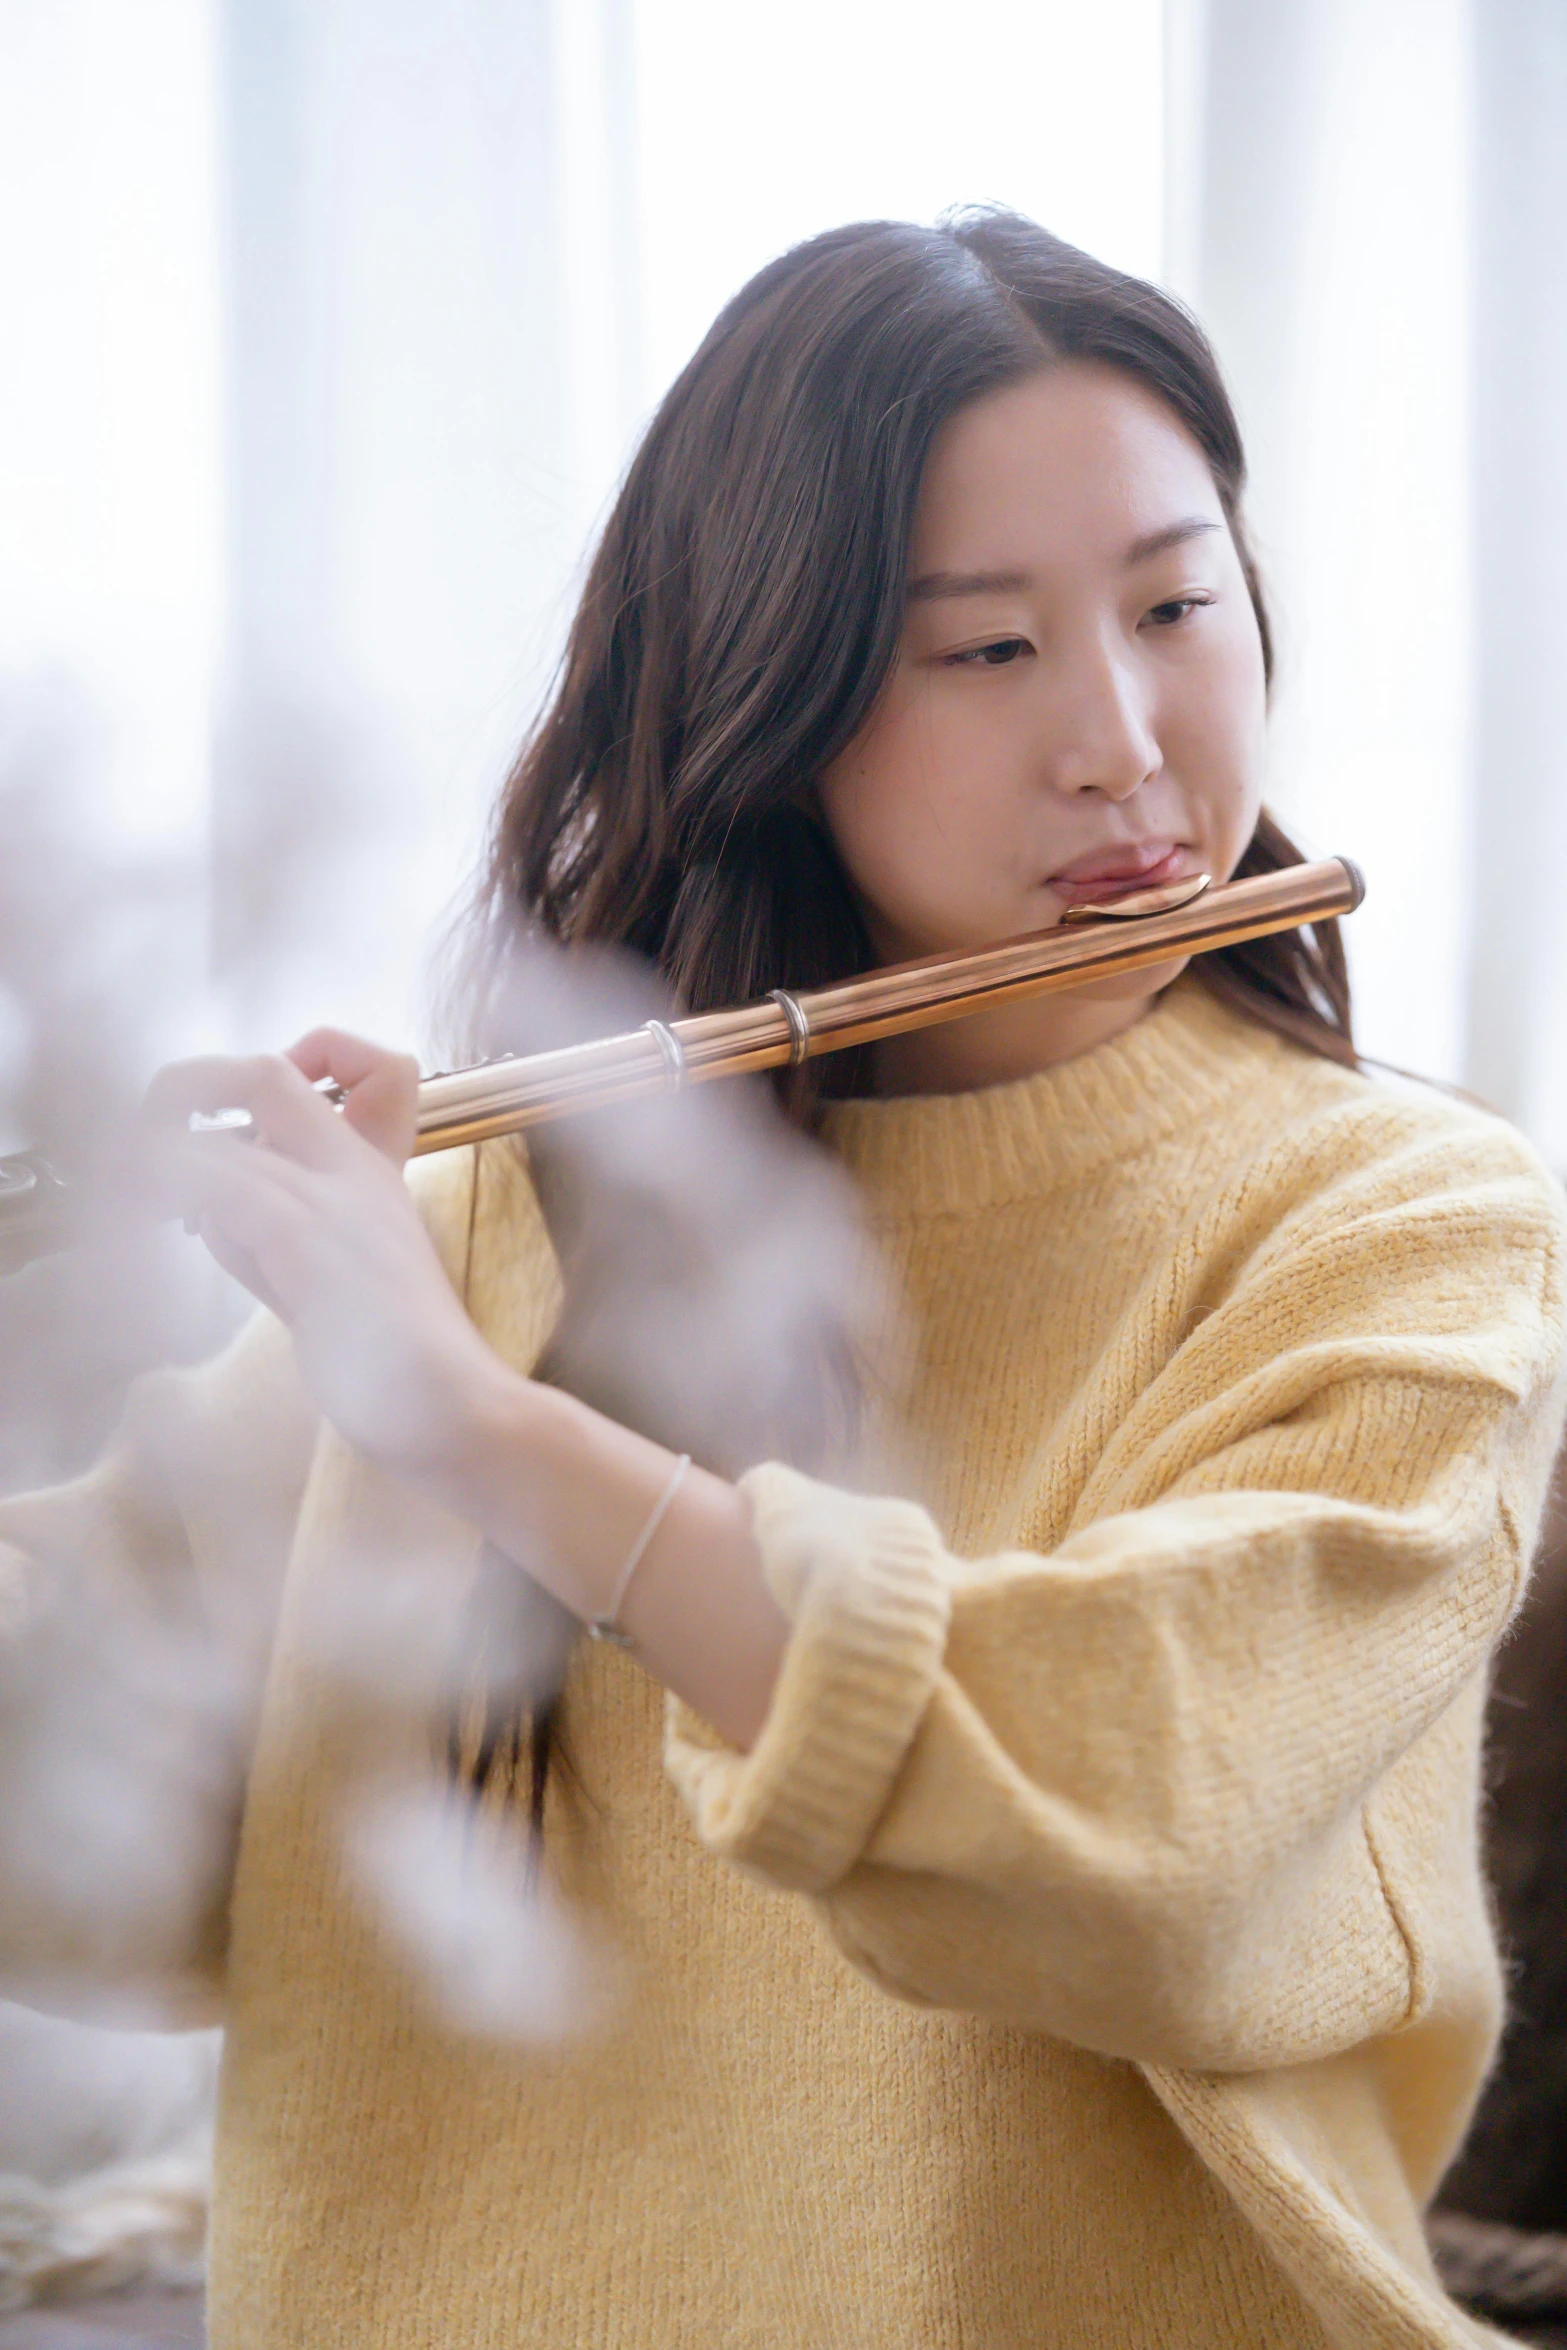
[665,1114,1567,2074]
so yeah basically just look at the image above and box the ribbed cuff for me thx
[664,1464,952,1893]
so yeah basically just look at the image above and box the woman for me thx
[3,211,1562,2349]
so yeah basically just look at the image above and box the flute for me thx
[410,856,1362,1152]
[0,856,1362,1271]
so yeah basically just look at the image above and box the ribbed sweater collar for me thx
[823,980,1277,1215]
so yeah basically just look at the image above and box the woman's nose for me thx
[1040,644,1159,801]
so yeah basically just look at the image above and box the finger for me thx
[286,1028,420,1165]
[141,1053,347,1172]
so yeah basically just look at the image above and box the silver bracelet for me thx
[587,1453,691,1650]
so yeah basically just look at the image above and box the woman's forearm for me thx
[425,1361,790,1752]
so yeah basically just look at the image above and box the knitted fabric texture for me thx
[2,980,1563,2348]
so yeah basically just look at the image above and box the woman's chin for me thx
[1064,955,1192,1007]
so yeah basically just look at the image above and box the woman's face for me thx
[818,361,1268,1081]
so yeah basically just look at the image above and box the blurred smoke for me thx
[0,677,244,1493]
[0,687,901,2280]
[0,681,207,1172]
[0,2006,218,2194]
[211,691,442,1052]
[468,932,895,1480]
[0,674,242,2306]
[348,1782,606,2044]
[0,1517,249,2029]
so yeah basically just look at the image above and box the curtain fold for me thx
[1167,0,1567,1158]
[211,0,647,1047]
[1465,0,1567,1161]
[1165,0,1476,1092]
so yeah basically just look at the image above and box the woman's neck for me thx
[869,979,1165,1099]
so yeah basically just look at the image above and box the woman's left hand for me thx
[140,1030,501,1476]
[142,1029,788,1749]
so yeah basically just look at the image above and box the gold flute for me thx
[0,856,1362,1270]
[410,856,1363,1153]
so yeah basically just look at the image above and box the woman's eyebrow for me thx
[1124,517,1222,565]
[906,567,1032,603]
[907,520,1223,604]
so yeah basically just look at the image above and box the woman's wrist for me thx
[404,1356,673,1621]
[406,1342,548,1521]
[368,1324,533,1494]
[407,1360,789,1749]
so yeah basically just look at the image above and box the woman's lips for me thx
[1047,844,1190,906]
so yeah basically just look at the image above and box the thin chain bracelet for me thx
[587,1453,692,1650]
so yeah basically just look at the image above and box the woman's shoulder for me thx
[1195,984,1549,1180]
[1268,1032,1556,1212]
[1198,997,1567,1313]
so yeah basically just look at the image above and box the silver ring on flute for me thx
[588,1453,692,1649]
[768,988,812,1069]
[645,1019,688,1090]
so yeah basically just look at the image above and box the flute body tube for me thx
[0,857,1364,1271]
[410,857,1364,1154]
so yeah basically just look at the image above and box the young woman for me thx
[4,211,1563,2349]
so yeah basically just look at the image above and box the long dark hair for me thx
[461,211,1356,1834]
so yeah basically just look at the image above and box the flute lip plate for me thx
[1058,871,1213,924]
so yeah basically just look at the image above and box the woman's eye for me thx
[1143,594,1215,629]
[946,636,1031,668]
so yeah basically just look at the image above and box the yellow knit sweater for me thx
[2,980,1565,2348]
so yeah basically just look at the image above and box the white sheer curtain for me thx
[210,0,643,1044]
[0,0,225,860]
[1167,0,1567,1150]
[1465,0,1567,1161]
